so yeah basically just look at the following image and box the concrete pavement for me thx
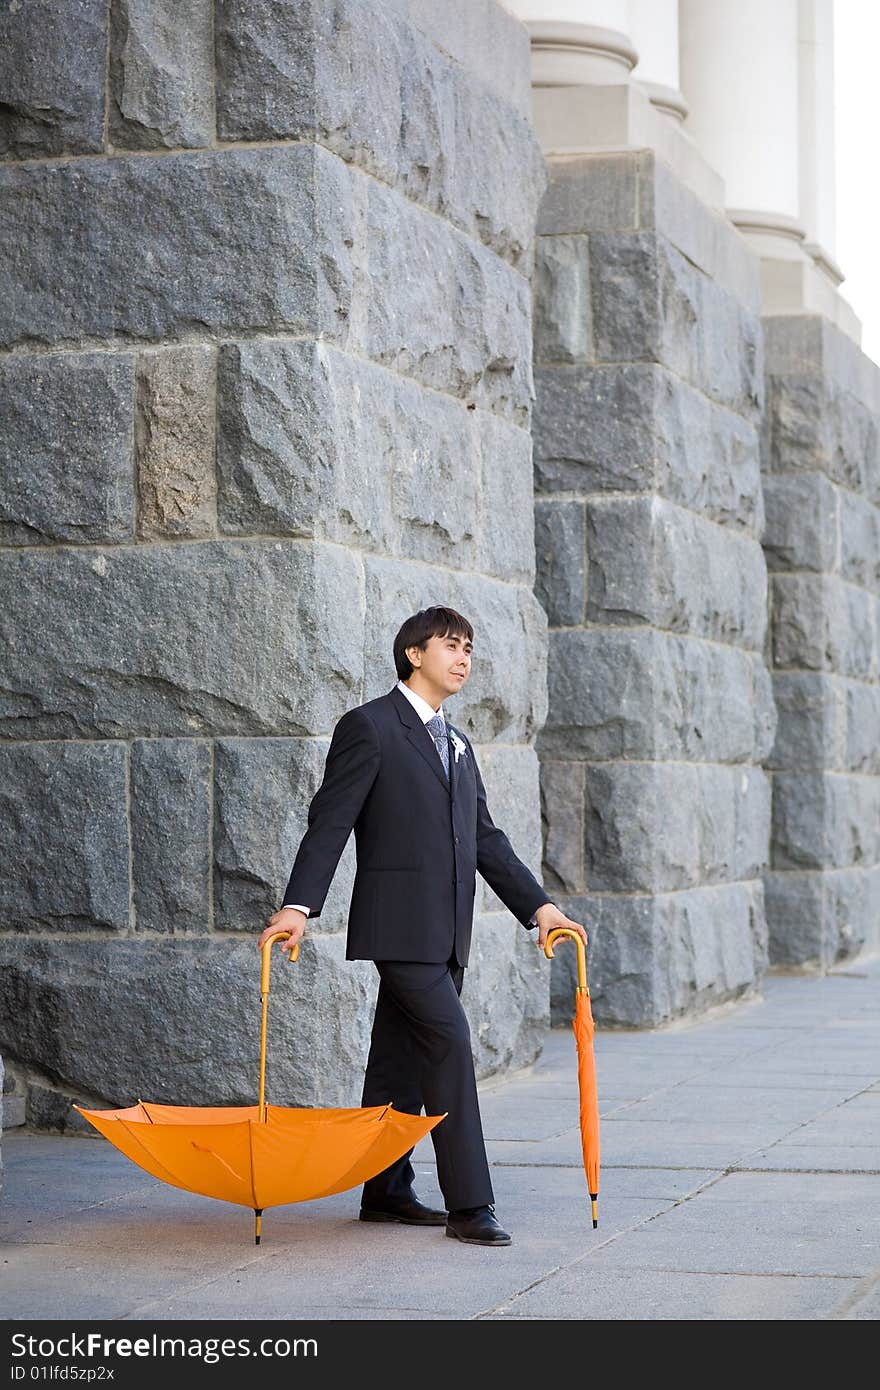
[2,957,879,1321]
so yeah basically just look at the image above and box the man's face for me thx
[407,631,472,697]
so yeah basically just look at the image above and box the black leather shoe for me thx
[445,1205,512,1246]
[359,1194,448,1226]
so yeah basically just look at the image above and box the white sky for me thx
[834,0,880,364]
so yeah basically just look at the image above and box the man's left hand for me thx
[534,902,589,951]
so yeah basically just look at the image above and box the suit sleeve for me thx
[466,734,553,930]
[280,708,381,918]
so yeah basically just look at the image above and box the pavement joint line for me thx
[480,1169,731,1321]
[826,1264,880,1319]
[383,1158,880,1177]
[487,1054,876,1130]
[595,1034,837,1084]
[732,1078,880,1164]
[472,1199,684,1321]
[730,1166,880,1176]
[472,1261,571,1321]
[119,1249,276,1322]
[276,1304,462,1318]
[418,1156,880,1173]
[1,1240,61,1248]
[551,1267,859,1281]
[0,1191,163,1239]
[484,1128,585,1142]
[474,1163,756,1321]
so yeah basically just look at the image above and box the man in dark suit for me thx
[259,606,587,1246]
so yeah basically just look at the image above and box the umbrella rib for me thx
[114,1119,192,1190]
[247,1113,261,1212]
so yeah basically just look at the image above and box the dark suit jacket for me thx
[281,684,552,966]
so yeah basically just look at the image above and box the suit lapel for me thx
[409,724,450,793]
[389,685,450,794]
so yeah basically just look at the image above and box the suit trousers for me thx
[360,954,495,1212]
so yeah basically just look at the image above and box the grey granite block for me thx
[0,742,130,933]
[762,472,840,573]
[0,542,364,740]
[533,498,586,627]
[0,0,106,158]
[135,346,216,539]
[213,736,355,937]
[131,738,211,934]
[0,352,135,546]
[533,235,592,364]
[537,153,640,236]
[359,174,533,420]
[767,673,843,770]
[0,145,352,348]
[109,0,214,150]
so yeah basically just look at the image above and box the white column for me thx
[799,0,841,286]
[680,0,801,226]
[502,1,637,86]
[679,0,857,336]
[629,0,688,122]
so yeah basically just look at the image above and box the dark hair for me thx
[393,606,474,681]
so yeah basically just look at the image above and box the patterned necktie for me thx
[425,713,449,778]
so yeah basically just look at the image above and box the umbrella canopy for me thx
[75,1100,440,1211]
[75,933,445,1243]
[544,926,600,1228]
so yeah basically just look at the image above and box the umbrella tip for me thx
[591,1195,598,1229]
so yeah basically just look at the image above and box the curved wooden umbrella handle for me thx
[543,925,588,993]
[260,929,299,996]
[258,930,299,1119]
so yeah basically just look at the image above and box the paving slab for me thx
[687,1068,872,1093]
[836,1276,880,1320]
[757,1094,880,1146]
[577,1171,880,1277]
[610,1083,859,1126]
[732,1145,880,1173]
[487,1267,860,1321]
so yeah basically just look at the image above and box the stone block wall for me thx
[533,152,777,1026]
[0,0,550,1125]
[762,316,880,966]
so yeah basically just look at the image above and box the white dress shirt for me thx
[283,679,545,927]
[393,677,445,724]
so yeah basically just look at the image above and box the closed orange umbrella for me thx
[544,926,600,1227]
[76,933,445,1244]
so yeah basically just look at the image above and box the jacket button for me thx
[454,835,460,844]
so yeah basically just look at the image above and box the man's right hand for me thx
[258,907,307,956]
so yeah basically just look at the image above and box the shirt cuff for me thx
[282,903,310,915]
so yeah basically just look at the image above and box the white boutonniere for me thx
[448,729,468,764]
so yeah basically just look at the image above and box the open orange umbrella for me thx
[76,932,445,1244]
[544,926,600,1227]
